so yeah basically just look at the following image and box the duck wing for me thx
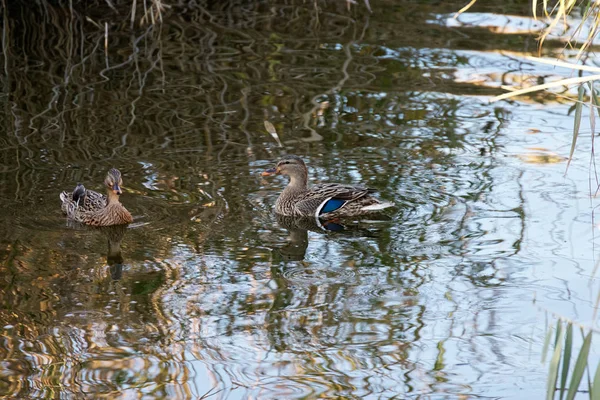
[296,183,375,216]
[60,184,107,218]
[80,189,106,211]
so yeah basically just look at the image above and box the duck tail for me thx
[361,201,394,211]
[72,183,86,204]
[59,191,69,203]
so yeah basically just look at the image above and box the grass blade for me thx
[566,85,585,174]
[542,321,554,363]
[593,359,600,400]
[554,320,564,348]
[533,0,538,19]
[566,330,592,400]
[547,321,565,400]
[591,86,600,120]
[453,0,477,18]
[492,74,600,102]
[559,323,573,399]
[543,0,548,17]
[524,56,600,74]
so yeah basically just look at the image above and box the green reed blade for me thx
[566,330,591,400]
[591,84,600,120]
[542,321,554,363]
[559,323,573,399]
[548,321,565,400]
[566,85,585,174]
[554,320,564,348]
[592,358,600,400]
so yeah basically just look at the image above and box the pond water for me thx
[1,0,599,398]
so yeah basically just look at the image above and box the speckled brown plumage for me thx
[262,155,393,218]
[60,168,133,226]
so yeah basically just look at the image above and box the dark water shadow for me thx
[64,222,129,282]
[96,225,128,281]
[274,214,389,261]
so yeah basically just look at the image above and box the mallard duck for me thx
[60,168,133,226]
[262,155,393,218]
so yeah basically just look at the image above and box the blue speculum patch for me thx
[319,199,346,214]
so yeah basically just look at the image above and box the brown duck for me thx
[60,168,133,226]
[262,155,393,219]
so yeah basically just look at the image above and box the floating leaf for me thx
[517,150,565,165]
[264,121,283,147]
[317,101,330,116]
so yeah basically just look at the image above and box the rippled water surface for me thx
[2,0,600,398]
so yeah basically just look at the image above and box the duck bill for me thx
[261,167,278,176]
[112,184,122,195]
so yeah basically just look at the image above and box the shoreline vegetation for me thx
[461,1,600,398]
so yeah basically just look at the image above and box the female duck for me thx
[60,168,133,226]
[262,155,393,219]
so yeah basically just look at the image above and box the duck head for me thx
[105,168,124,196]
[262,155,309,188]
[262,155,307,177]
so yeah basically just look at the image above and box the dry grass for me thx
[456,2,600,177]
[458,0,600,58]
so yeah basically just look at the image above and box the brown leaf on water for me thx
[516,148,566,164]
[264,121,283,147]
[317,101,330,117]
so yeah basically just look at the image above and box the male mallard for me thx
[262,155,393,219]
[60,168,133,226]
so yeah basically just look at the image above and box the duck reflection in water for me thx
[275,214,379,261]
[276,215,321,261]
[96,224,128,281]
